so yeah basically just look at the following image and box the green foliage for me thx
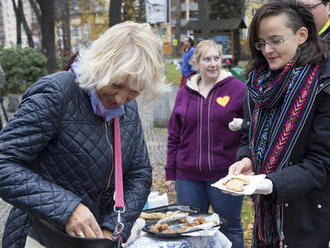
[0,47,47,95]
[123,0,138,21]
[208,0,246,19]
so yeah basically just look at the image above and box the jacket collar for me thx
[186,70,232,92]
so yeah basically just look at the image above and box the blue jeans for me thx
[176,179,244,248]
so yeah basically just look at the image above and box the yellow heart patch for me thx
[216,96,230,107]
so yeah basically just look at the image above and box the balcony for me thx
[170,17,199,26]
[181,2,198,11]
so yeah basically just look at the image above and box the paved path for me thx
[0,86,178,246]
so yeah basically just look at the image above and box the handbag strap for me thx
[114,116,124,209]
[113,117,125,240]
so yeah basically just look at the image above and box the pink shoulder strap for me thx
[114,117,124,208]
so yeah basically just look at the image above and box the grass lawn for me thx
[164,61,254,246]
[165,62,181,86]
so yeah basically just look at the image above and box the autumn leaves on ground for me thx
[163,61,254,247]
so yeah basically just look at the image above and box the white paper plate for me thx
[211,174,266,195]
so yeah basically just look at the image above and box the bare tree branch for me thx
[20,0,34,47]
[12,0,22,45]
[28,0,41,25]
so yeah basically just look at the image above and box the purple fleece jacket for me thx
[166,72,245,181]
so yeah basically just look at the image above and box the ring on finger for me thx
[77,232,85,237]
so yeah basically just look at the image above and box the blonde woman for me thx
[166,39,245,248]
[0,21,169,248]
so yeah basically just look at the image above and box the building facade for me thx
[243,0,265,37]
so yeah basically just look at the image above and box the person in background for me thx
[298,0,330,40]
[179,36,197,87]
[226,1,330,247]
[0,21,169,248]
[225,59,233,70]
[166,39,246,248]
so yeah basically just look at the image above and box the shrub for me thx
[0,47,47,95]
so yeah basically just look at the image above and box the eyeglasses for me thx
[304,2,323,9]
[255,32,294,51]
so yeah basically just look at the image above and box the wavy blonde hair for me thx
[193,39,222,65]
[75,21,170,101]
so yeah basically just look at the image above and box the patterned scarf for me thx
[247,60,320,247]
[88,90,125,121]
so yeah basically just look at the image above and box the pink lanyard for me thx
[113,117,125,236]
[114,116,124,208]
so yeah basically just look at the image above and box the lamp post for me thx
[186,0,190,35]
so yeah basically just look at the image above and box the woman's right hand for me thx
[228,157,253,175]
[65,203,104,238]
[165,180,176,192]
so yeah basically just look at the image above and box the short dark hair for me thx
[247,0,327,74]
[188,37,194,47]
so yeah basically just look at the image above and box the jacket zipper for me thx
[207,91,215,171]
[198,97,203,171]
[96,121,115,211]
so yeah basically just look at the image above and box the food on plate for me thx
[193,216,207,225]
[222,174,250,192]
[140,210,189,220]
[140,212,166,220]
[150,223,162,232]
[149,216,209,234]
[224,178,244,192]
[179,217,187,223]
[233,174,250,185]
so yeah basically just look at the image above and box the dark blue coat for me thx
[237,59,330,248]
[0,71,152,247]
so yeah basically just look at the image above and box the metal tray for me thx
[142,213,221,238]
[143,204,200,214]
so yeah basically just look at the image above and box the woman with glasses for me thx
[166,39,245,248]
[225,1,330,247]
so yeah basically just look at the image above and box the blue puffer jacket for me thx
[0,71,152,248]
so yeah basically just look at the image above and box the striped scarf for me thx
[247,60,320,247]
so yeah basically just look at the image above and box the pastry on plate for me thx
[224,179,244,192]
[233,174,250,185]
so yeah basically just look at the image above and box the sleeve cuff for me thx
[165,168,176,181]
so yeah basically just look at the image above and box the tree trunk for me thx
[36,0,56,73]
[12,0,22,46]
[109,0,122,27]
[61,0,71,58]
[20,0,34,47]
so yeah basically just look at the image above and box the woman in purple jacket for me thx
[166,39,245,248]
